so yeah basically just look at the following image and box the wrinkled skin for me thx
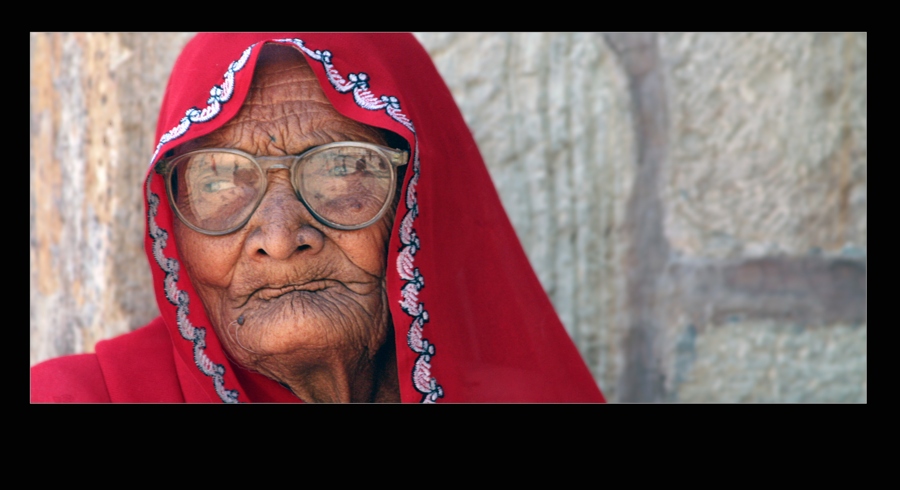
[172,44,400,403]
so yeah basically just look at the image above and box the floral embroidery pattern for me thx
[146,45,256,403]
[148,45,254,169]
[280,38,444,403]
[147,178,239,403]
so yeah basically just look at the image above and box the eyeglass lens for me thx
[295,146,393,227]
[168,147,394,234]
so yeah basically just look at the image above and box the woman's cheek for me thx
[338,228,390,276]
[175,221,243,289]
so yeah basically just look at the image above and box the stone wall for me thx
[414,32,866,403]
[30,33,197,365]
[30,32,867,402]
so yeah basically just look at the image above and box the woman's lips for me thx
[253,279,338,301]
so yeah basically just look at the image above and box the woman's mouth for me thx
[254,279,339,301]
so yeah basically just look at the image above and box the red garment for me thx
[31,33,606,403]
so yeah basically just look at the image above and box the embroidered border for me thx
[280,38,444,403]
[147,178,239,403]
[145,45,256,403]
[148,45,254,168]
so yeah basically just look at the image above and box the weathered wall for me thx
[414,32,866,403]
[414,33,635,401]
[31,32,867,402]
[30,33,196,366]
[651,33,867,403]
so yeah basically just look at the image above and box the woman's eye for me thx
[202,180,236,192]
[330,164,350,177]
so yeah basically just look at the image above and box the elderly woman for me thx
[31,33,605,403]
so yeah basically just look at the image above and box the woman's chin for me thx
[215,287,388,368]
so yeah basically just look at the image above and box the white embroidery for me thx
[280,38,443,403]
[145,46,256,403]
[147,178,239,403]
[148,45,254,169]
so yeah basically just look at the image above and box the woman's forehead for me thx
[182,44,385,156]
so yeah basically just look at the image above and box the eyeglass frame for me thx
[156,141,410,236]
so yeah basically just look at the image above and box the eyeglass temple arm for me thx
[389,149,409,167]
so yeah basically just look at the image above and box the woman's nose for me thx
[242,171,324,260]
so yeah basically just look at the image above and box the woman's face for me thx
[172,45,398,402]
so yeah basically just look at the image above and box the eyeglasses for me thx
[157,142,409,235]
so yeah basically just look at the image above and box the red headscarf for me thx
[35,33,605,403]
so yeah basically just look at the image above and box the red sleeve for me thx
[31,354,112,403]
